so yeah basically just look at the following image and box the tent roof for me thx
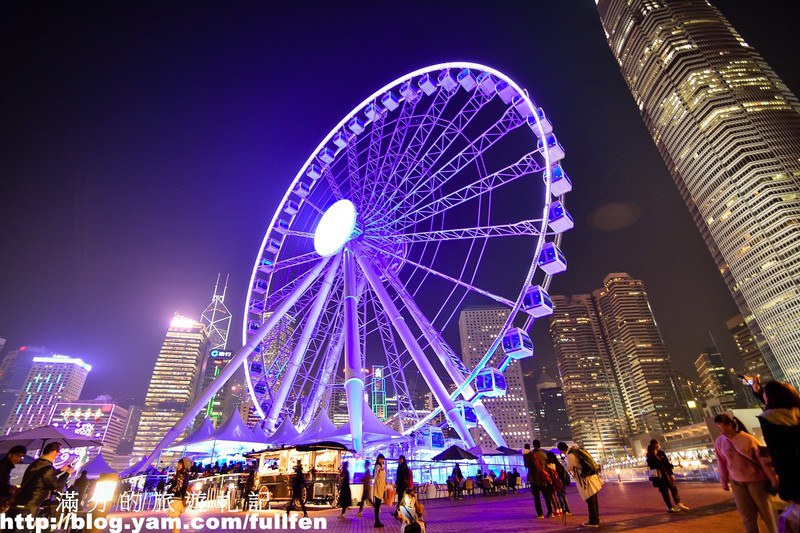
[213,409,264,444]
[80,451,118,478]
[169,417,216,449]
[120,455,150,477]
[468,444,506,456]
[266,417,300,446]
[318,402,402,445]
[432,445,478,461]
[290,409,337,446]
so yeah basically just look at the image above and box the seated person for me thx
[398,488,426,533]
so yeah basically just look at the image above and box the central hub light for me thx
[314,199,357,257]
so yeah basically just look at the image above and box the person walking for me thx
[167,457,191,533]
[356,460,372,517]
[8,442,73,519]
[451,463,464,499]
[0,445,27,510]
[69,470,90,510]
[545,449,570,516]
[393,455,411,518]
[524,441,555,518]
[714,413,778,533]
[646,440,689,513]
[372,454,387,528]
[286,460,308,518]
[242,467,256,511]
[558,441,603,528]
[337,461,352,520]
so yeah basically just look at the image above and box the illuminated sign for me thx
[32,355,92,372]
[49,403,116,441]
[210,349,233,359]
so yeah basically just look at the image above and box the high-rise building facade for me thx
[534,386,572,446]
[598,0,800,387]
[458,307,533,450]
[549,295,629,458]
[694,348,738,411]
[3,354,91,435]
[0,346,49,429]
[726,314,773,382]
[133,314,208,461]
[49,400,129,462]
[594,274,690,434]
[370,366,388,421]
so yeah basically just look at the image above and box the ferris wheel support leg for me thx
[343,248,365,453]
[264,254,342,432]
[385,271,508,448]
[352,242,476,448]
[140,255,331,469]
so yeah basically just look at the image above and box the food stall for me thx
[250,442,349,507]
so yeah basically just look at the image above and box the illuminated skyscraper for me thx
[549,295,629,458]
[0,346,49,430]
[49,400,129,462]
[598,0,800,387]
[694,348,738,412]
[196,275,234,428]
[2,354,91,435]
[370,365,388,421]
[133,314,208,461]
[727,314,772,382]
[594,274,690,434]
[458,307,533,450]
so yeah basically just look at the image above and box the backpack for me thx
[570,448,600,477]
[553,457,571,487]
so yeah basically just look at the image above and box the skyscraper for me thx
[594,273,690,434]
[196,275,235,428]
[549,295,629,458]
[370,365,388,421]
[534,385,572,446]
[133,314,208,461]
[458,307,533,450]
[726,314,773,382]
[3,354,91,435]
[598,0,800,387]
[694,348,738,412]
[49,400,129,462]
[0,346,49,429]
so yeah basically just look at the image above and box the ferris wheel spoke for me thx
[380,106,527,228]
[369,87,492,218]
[372,219,543,245]
[356,109,389,209]
[284,230,315,239]
[320,165,344,201]
[264,254,342,431]
[361,240,516,308]
[393,151,543,231]
[265,251,321,277]
[363,88,454,220]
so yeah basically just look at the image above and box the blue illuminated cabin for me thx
[512,93,532,117]
[318,147,336,164]
[495,80,516,104]
[252,278,268,294]
[283,200,299,216]
[347,117,365,134]
[476,71,495,96]
[365,102,380,121]
[265,238,282,254]
[537,242,567,274]
[294,182,311,198]
[547,200,574,234]
[454,400,478,428]
[333,131,350,149]
[437,69,458,92]
[522,285,554,318]
[273,219,290,235]
[549,164,572,197]
[538,133,565,162]
[249,299,266,315]
[502,327,534,360]
[246,320,261,335]
[257,258,274,274]
[475,368,507,397]
[305,164,322,180]
[527,108,553,138]
[381,91,400,111]
[457,68,477,92]
[418,73,437,95]
[400,81,419,100]
[249,362,263,374]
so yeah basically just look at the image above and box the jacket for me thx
[373,463,387,499]
[758,407,800,502]
[0,457,16,498]
[396,462,410,489]
[646,453,674,488]
[714,431,778,488]
[566,447,602,500]
[12,458,69,510]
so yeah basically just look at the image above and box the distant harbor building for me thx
[458,307,533,450]
[0,346,49,430]
[694,348,740,413]
[133,314,208,462]
[3,354,91,435]
[598,0,800,387]
[727,314,773,382]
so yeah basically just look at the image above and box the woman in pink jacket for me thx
[713,413,778,533]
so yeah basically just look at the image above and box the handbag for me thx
[383,485,396,505]
[648,468,661,483]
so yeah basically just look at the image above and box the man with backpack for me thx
[558,441,603,528]
[524,441,555,519]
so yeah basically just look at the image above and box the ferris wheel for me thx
[242,62,573,452]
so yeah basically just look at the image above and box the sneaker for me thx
[582,522,600,528]
[536,515,545,519]
[546,513,554,518]
[668,507,681,513]
[565,511,572,516]
[677,503,690,511]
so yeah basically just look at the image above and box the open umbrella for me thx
[496,446,522,456]
[432,445,478,462]
[468,445,505,457]
[0,425,102,452]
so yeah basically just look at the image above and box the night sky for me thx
[2,2,798,406]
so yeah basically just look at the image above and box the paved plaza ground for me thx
[109,481,760,532]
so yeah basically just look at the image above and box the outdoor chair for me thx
[481,477,495,496]
[464,478,474,497]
